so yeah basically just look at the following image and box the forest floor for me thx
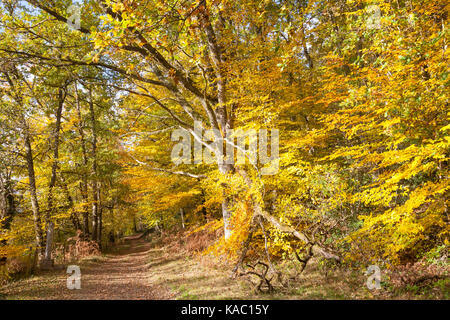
[0,234,447,300]
[0,235,172,299]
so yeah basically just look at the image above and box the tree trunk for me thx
[42,221,54,268]
[0,173,16,264]
[88,86,100,243]
[0,173,15,231]
[74,82,90,235]
[97,204,102,249]
[180,208,185,229]
[22,118,45,258]
[44,86,65,264]
[219,163,234,240]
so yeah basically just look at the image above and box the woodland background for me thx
[0,0,448,298]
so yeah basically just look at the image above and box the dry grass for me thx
[147,231,449,300]
[145,245,374,300]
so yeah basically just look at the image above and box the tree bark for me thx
[74,82,90,235]
[180,208,185,229]
[0,173,15,231]
[44,86,66,263]
[22,118,45,258]
[201,10,236,240]
[0,173,15,264]
[88,86,100,243]
[97,204,102,248]
[43,221,54,264]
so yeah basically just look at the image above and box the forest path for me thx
[1,235,405,300]
[0,234,172,299]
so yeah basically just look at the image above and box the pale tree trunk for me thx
[218,163,234,240]
[202,10,235,240]
[221,198,232,239]
[42,221,54,269]
[44,87,65,265]
[180,208,185,229]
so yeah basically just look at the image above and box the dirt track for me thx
[0,235,172,300]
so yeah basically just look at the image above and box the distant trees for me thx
[0,1,133,266]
